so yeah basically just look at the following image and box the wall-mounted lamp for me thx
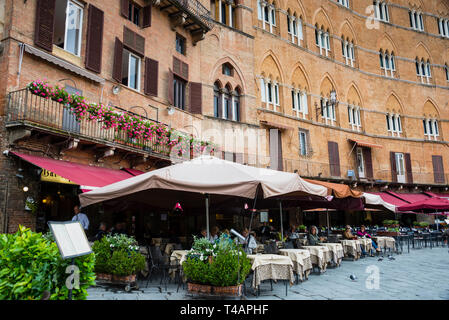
[112,85,121,95]
[23,186,29,192]
[167,106,175,116]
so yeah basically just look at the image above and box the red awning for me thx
[12,151,135,192]
[369,192,410,207]
[386,191,431,204]
[397,197,449,213]
[122,168,145,176]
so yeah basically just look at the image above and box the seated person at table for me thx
[357,225,381,253]
[200,228,207,238]
[110,222,127,235]
[287,224,299,240]
[307,226,325,245]
[344,225,369,256]
[209,226,219,243]
[94,222,108,241]
[237,228,258,254]
[258,222,272,241]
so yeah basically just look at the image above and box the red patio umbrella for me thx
[397,197,449,213]
[397,197,449,230]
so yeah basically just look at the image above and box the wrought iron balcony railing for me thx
[6,89,174,158]
[159,0,214,32]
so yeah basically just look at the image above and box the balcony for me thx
[156,0,214,44]
[5,89,175,162]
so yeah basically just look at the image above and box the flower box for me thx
[376,231,400,237]
[212,284,243,296]
[96,273,113,281]
[112,274,136,283]
[187,282,212,294]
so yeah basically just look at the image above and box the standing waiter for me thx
[72,204,90,231]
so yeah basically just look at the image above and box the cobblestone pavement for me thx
[87,246,449,300]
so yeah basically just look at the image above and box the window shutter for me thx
[121,0,129,19]
[85,5,104,74]
[390,152,397,182]
[34,0,56,52]
[168,69,174,105]
[277,130,283,171]
[404,153,413,184]
[112,38,123,82]
[189,82,202,114]
[142,5,152,28]
[181,62,189,80]
[432,155,445,184]
[144,58,158,96]
[173,57,188,80]
[123,26,145,56]
[173,57,181,75]
[328,141,340,177]
[362,148,374,179]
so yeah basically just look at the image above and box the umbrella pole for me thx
[436,210,439,231]
[327,209,330,238]
[205,194,210,240]
[279,200,284,243]
[247,187,259,235]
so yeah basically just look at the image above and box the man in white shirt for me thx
[72,205,89,231]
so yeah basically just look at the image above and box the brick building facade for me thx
[0,0,448,234]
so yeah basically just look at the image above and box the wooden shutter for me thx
[123,26,145,56]
[189,82,202,114]
[390,152,397,182]
[328,141,340,177]
[121,0,129,18]
[168,69,174,105]
[278,130,283,171]
[432,155,445,184]
[34,0,56,52]
[142,5,152,28]
[404,153,413,184]
[112,38,123,82]
[144,58,158,96]
[363,148,374,179]
[85,5,104,74]
[173,56,189,81]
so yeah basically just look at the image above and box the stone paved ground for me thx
[87,246,449,300]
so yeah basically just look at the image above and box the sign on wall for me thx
[40,169,77,185]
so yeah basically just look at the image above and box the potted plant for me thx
[91,234,145,283]
[182,234,251,296]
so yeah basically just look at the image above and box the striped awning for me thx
[349,138,383,149]
[21,43,105,84]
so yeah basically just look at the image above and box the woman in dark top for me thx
[307,226,324,245]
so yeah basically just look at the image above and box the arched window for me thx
[291,87,308,119]
[438,17,449,37]
[213,81,221,118]
[233,87,241,122]
[416,58,431,84]
[423,118,439,141]
[347,105,361,131]
[386,113,402,137]
[287,12,303,45]
[374,1,389,22]
[320,96,336,125]
[260,77,279,112]
[223,85,232,120]
[315,25,330,56]
[342,37,355,67]
[380,50,395,78]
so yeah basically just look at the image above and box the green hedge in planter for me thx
[0,226,95,300]
[91,234,145,276]
[183,235,251,287]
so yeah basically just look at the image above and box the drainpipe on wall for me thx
[3,178,9,233]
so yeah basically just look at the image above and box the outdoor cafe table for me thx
[278,249,313,281]
[373,236,396,251]
[169,250,189,280]
[340,240,362,260]
[246,254,295,290]
[301,246,331,272]
[356,238,373,253]
[318,243,344,266]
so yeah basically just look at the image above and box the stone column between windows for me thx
[227,0,233,27]
[261,1,266,30]
[290,16,294,42]
[269,6,273,33]
[293,89,299,118]
[265,79,269,110]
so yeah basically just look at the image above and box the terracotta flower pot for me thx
[187,283,212,294]
[96,273,113,281]
[213,284,243,296]
[112,274,136,282]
